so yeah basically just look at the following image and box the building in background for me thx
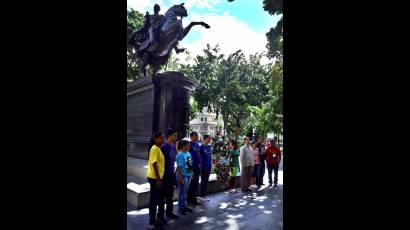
[189,107,224,140]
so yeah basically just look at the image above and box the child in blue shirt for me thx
[175,139,193,215]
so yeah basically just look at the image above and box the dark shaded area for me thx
[128,161,283,230]
[127,72,198,159]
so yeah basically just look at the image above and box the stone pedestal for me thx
[127,71,198,159]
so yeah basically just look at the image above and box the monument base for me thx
[127,71,198,159]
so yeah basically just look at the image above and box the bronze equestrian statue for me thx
[128,3,210,78]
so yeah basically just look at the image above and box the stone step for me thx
[127,174,147,184]
[127,175,151,209]
[127,157,149,180]
[127,172,241,209]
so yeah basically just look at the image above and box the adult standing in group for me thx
[146,132,166,229]
[256,137,266,186]
[175,139,193,215]
[199,135,212,202]
[187,132,201,205]
[266,139,282,188]
[160,129,179,220]
[250,141,260,188]
[240,136,254,192]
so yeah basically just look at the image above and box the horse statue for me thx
[128,3,210,78]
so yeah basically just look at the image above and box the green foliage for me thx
[127,9,144,81]
[188,96,199,123]
[263,0,283,15]
[263,0,283,60]
[127,9,144,38]
[246,56,282,137]
[147,1,284,140]
[266,18,283,60]
[181,44,276,141]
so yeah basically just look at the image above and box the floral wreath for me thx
[211,140,231,184]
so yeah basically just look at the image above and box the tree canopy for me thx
[127,9,144,81]
[127,3,284,140]
[179,44,277,141]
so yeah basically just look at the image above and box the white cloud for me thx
[181,0,222,9]
[167,0,221,10]
[178,12,270,64]
[127,0,272,64]
[127,0,222,13]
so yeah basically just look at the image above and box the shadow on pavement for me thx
[128,168,283,230]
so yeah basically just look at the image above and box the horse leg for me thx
[139,52,149,78]
[152,61,161,76]
[151,56,166,76]
[181,21,210,40]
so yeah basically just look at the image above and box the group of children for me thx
[145,129,281,229]
[145,130,214,229]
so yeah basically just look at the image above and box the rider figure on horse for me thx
[132,4,165,55]
[128,3,210,78]
[145,4,165,52]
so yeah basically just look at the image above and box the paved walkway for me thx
[128,161,283,230]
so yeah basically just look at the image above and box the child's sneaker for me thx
[184,207,193,212]
[178,209,188,215]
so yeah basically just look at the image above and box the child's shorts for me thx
[230,166,239,176]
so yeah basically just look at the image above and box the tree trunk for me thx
[234,117,241,141]
[222,113,229,140]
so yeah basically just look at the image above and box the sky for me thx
[127,0,281,63]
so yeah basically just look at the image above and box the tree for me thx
[271,60,283,138]
[263,0,283,60]
[181,44,272,141]
[263,0,283,15]
[266,20,283,60]
[263,0,283,138]
[188,96,199,123]
[178,1,284,141]
[127,9,144,81]
[224,52,271,140]
[245,58,283,139]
